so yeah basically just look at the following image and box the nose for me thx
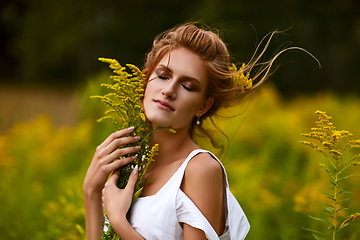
[161,81,177,99]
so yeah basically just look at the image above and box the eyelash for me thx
[156,71,194,91]
[156,72,168,80]
[181,85,193,91]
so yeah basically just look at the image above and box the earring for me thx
[196,115,201,125]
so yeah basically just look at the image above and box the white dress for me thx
[127,149,250,240]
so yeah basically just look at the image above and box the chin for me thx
[146,115,172,128]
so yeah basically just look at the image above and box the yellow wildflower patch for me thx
[229,63,252,93]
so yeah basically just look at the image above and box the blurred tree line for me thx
[1,0,360,95]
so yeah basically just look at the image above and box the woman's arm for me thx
[83,127,140,240]
[181,153,225,239]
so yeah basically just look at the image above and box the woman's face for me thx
[143,48,213,131]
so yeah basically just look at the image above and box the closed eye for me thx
[181,84,194,91]
[156,71,169,80]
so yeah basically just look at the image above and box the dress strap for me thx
[173,149,213,189]
[175,149,206,174]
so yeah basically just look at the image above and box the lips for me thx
[154,99,175,111]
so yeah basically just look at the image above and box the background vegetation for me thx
[1,0,360,94]
[1,80,360,239]
[1,0,359,239]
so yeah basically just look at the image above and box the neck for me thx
[149,125,198,166]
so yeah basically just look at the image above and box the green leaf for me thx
[309,215,333,226]
[336,207,349,212]
[319,201,333,209]
[330,181,338,187]
[301,227,330,239]
[326,195,336,201]
[324,207,334,214]
[132,187,143,205]
[312,233,326,240]
[321,191,335,200]
[336,198,351,204]
[337,222,350,231]
[321,212,334,218]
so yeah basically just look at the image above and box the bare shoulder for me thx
[181,152,224,200]
[181,152,225,235]
[184,152,223,182]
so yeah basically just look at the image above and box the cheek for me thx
[142,82,157,112]
[143,82,154,101]
[178,97,203,119]
[142,89,150,112]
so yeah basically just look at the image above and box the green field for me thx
[1,82,359,240]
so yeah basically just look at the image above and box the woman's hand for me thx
[84,126,140,195]
[83,126,140,240]
[101,167,145,240]
[102,167,138,223]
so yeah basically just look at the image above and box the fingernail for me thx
[134,136,140,140]
[135,146,141,150]
[128,126,134,131]
[131,155,137,160]
[132,165,138,174]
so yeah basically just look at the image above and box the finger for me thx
[100,145,140,167]
[125,166,138,192]
[107,170,120,184]
[104,135,140,155]
[108,145,141,161]
[109,155,137,170]
[98,126,135,149]
[102,195,105,211]
[98,155,137,177]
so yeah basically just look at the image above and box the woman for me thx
[84,23,288,240]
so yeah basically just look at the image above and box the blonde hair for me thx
[143,23,320,150]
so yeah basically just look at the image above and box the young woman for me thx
[84,23,293,240]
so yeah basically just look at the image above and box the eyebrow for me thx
[157,64,202,85]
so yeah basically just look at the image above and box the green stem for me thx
[332,157,339,240]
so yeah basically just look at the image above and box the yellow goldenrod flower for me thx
[329,149,342,156]
[300,110,360,239]
[229,63,252,93]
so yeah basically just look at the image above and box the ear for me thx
[196,97,214,117]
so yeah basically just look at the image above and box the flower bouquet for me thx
[91,58,174,240]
